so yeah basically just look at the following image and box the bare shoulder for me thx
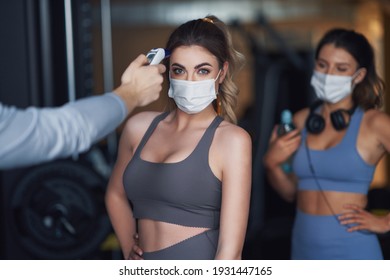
[293,107,310,130]
[363,108,390,132]
[121,111,163,140]
[215,120,252,149]
[211,120,252,176]
[124,111,161,129]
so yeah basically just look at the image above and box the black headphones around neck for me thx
[305,100,357,134]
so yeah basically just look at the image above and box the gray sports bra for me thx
[123,112,223,229]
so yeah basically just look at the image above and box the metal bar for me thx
[100,0,117,164]
[39,0,54,106]
[101,0,114,92]
[64,0,76,102]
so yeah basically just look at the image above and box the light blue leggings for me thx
[292,209,383,260]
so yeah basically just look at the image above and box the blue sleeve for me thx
[0,93,127,169]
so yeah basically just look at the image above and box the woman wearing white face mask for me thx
[105,15,252,260]
[264,28,390,259]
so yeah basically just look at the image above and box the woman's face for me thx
[315,43,359,76]
[169,45,222,82]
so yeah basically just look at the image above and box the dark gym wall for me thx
[0,0,41,260]
[0,0,110,260]
[0,0,40,108]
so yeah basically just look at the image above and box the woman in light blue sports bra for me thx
[264,28,390,259]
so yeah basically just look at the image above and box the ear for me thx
[354,67,367,84]
[218,61,229,84]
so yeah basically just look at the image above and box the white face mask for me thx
[168,71,221,114]
[310,70,360,103]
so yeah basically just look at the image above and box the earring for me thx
[217,94,222,115]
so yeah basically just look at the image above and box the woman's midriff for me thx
[138,219,210,252]
[297,190,367,215]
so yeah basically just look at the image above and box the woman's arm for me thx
[263,125,301,202]
[105,120,138,259]
[338,204,390,234]
[214,125,252,260]
[338,109,390,233]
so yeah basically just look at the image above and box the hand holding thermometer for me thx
[146,48,171,65]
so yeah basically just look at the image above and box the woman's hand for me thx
[127,233,144,260]
[262,125,300,202]
[338,204,390,234]
[263,125,301,169]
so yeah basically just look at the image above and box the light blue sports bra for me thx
[292,107,375,194]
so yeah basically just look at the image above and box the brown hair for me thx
[315,28,385,110]
[165,15,245,123]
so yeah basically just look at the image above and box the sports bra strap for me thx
[133,112,169,157]
[342,107,363,145]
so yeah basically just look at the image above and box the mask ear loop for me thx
[351,68,363,89]
[215,69,223,116]
[352,68,362,79]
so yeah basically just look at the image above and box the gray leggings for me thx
[142,229,219,260]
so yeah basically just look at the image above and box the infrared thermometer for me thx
[146,48,170,65]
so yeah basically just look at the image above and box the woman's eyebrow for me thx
[317,58,352,67]
[335,62,352,67]
[194,62,212,69]
[171,62,213,69]
[171,62,185,69]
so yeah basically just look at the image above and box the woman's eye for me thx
[198,68,210,75]
[172,68,184,75]
[316,62,326,69]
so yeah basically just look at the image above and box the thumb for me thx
[156,63,167,74]
[269,125,279,142]
[121,54,148,83]
[132,54,149,68]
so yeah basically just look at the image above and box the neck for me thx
[323,98,355,113]
[171,106,217,129]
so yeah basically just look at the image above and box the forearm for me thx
[111,218,137,259]
[0,94,126,169]
[214,241,244,260]
[66,93,127,140]
[214,225,247,260]
[112,85,139,114]
[215,252,242,260]
[105,192,136,259]
[216,164,251,259]
[264,157,297,202]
